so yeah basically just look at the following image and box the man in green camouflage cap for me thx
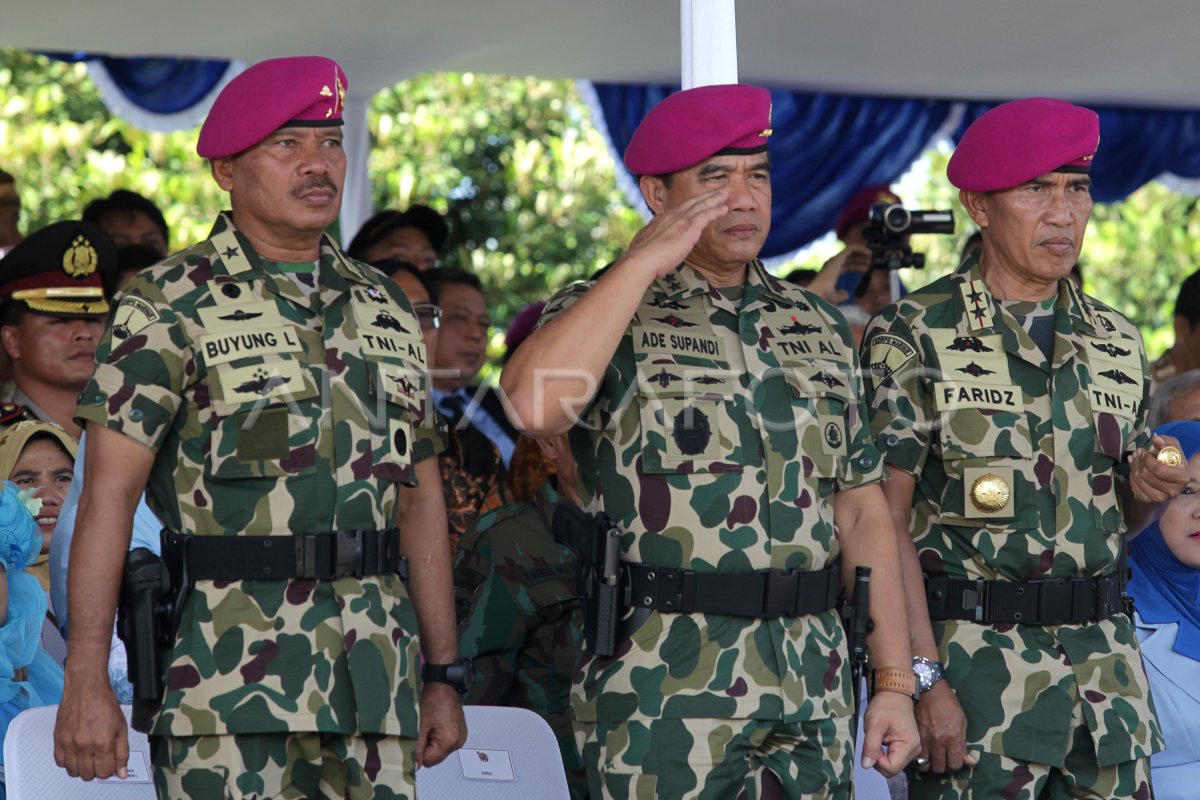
[454,432,585,797]
[53,56,466,799]
[503,83,920,798]
[862,97,1184,799]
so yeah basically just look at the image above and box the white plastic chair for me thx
[3,704,155,799]
[416,705,570,799]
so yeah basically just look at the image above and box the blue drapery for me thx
[594,83,1200,256]
[48,53,232,114]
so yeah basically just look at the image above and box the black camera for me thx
[862,202,955,271]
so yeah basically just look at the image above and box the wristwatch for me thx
[423,657,476,693]
[912,656,945,696]
[869,666,919,703]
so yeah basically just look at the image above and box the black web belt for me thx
[624,560,842,618]
[924,572,1124,625]
[164,529,407,582]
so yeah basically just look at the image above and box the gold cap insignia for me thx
[970,473,1011,512]
[1156,445,1184,468]
[758,101,773,138]
[62,234,98,278]
[320,85,333,97]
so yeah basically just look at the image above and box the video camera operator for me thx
[813,185,954,316]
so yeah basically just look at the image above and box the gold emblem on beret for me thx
[1156,445,1184,468]
[62,234,98,278]
[759,101,773,138]
[970,473,1010,512]
[320,85,333,97]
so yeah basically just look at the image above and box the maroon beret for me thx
[948,98,1099,192]
[834,184,901,240]
[197,56,348,159]
[624,84,773,176]
[504,301,546,355]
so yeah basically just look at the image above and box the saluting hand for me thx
[1129,434,1189,504]
[618,188,729,280]
[860,690,921,778]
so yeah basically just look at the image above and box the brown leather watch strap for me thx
[870,666,919,701]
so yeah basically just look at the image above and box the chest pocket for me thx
[781,359,852,480]
[636,364,744,474]
[206,352,320,478]
[930,379,1035,527]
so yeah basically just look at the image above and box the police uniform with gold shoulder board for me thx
[0,220,113,431]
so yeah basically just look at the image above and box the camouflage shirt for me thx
[862,255,1163,767]
[541,260,883,724]
[454,482,585,798]
[76,213,444,737]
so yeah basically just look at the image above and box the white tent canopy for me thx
[6,0,1200,108]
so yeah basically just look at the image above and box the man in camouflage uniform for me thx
[502,84,920,799]
[862,98,1183,799]
[53,56,466,799]
[454,433,585,797]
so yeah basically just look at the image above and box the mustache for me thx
[292,176,339,197]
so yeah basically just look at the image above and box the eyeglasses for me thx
[441,310,494,333]
[413,303,441,329]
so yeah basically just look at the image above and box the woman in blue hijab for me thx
[1128,420,1200,800]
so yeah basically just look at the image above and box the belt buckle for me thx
[295,533,320,579]
[1036,578,1072,626]
[764,569,800,618]
[963,578,988,623]
[335,531,365,579]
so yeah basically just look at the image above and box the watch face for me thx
[913,662,934,690]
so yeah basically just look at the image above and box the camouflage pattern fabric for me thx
[574,715,853,799]
[539,260,882,726]
[908,709,1152,800]
[76,213,445,740]
[454,482,586,797]
[151,731,414,799]
[862,254,1162,771]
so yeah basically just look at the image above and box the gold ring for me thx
[1156,445,1184,468]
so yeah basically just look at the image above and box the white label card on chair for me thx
[98,749,153,783]
[458,748,516,781]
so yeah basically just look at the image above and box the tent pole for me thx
[680,0,738,88]
[340,92,372,247]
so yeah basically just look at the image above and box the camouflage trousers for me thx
[908,730,1152,800]
[575,715,854,799]
[150,732,415,799]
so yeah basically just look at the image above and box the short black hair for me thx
[370,258,437,303]
[82,190,169,246]
[1177,270,1200,328]
[107,245,163,298]
[425,266,484,297]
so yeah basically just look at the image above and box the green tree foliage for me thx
[367,72,643,332]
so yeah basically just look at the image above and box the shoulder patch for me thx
[866,333,917,386]
[110,294,161,341]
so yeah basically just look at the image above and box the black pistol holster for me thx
[117,533,190,732]
[842,566,872,709]
[552,504,624,657]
